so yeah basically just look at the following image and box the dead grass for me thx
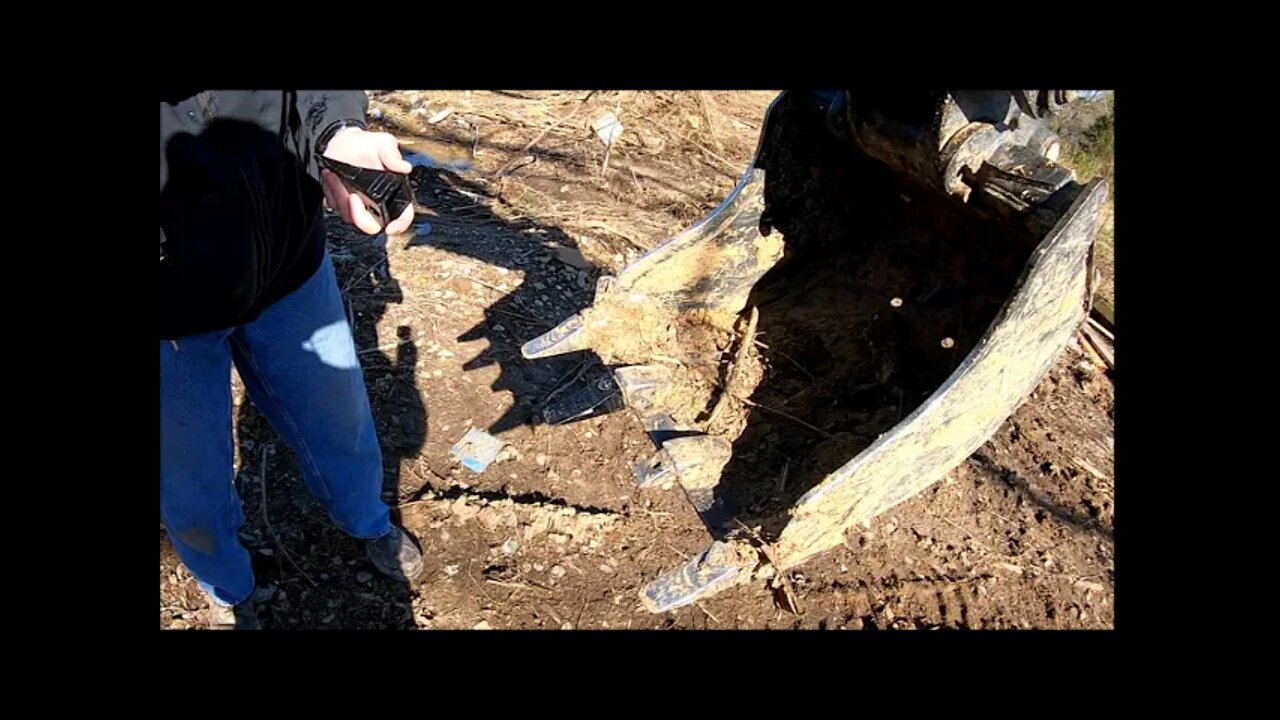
[1054,94,1115,311]
[368,91,778,272]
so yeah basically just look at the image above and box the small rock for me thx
[561,622,574,630]
[533,563,546,572]
[552,246,592,271]
[1074,579,1106,594]
[890,297,904,308]
[535,453,548,466]
[849,618,865,630]
[450,498,480,521]
[170,619,189,630]
[258,547,274,557]
[357,571,374,583]
[549,532,571,546]
[995,562,1024,576]
[550,565,567,578]
[599,563,614,574]
[502,538,520,556]
[168,574,179,585]
[444,564,461,577]
[473,620,493,630]
[940,337,956,349]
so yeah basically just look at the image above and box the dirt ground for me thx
[159,91,1115,630]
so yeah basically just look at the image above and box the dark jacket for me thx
[159,90,368,339]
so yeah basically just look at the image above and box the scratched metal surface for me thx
[772,179,1108,569]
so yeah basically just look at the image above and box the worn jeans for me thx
[160,253,391,606]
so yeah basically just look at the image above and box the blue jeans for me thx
[160,253,391,606]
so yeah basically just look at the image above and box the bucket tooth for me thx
[539,366,622,425]
[632,435,735,527]
[520,313,592,360]
[632,450,678,489]
[612,364,674,414]
[519,166,782,367]
[639,540,760,613]
[612,364,700,440]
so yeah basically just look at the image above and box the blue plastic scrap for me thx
[450,428,506,474]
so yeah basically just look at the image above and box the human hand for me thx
[321,128,415,235]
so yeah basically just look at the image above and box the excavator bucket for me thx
[522,90,1108,612]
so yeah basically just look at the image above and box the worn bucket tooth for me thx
[612,364,673,412]
[633,411,701,445]
[632,435,735,527]
[519,166,782,366]
[632,451,677,489]
[612,364,694,438]
[521,313,592,360]
[522,276,621,360]
[633,435,732,487]
[639,540,760,614]
[539,366,622,426]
